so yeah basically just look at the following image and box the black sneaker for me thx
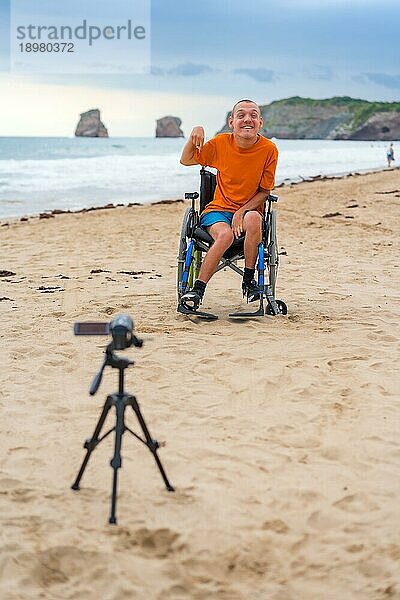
[180,289,202,311]
[242,279,261,302]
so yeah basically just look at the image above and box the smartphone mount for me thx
[71,337,174,524]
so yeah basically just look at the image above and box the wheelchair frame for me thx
[177,167,287,319]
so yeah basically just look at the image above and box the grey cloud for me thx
[364,72,400,89]
[168,62,213,76]
[233,68,277,83]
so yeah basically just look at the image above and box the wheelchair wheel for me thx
[267,210,279,297]
[266,299,287,315]
[177,207,194,299]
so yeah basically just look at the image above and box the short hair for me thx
[231,99,261,116]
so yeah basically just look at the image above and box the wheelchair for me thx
[177,167,287,320]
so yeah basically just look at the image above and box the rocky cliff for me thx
[156,116,184,138]
[217,97,400,140]
[75,109,109,138]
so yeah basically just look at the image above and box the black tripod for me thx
[71,341,174,524]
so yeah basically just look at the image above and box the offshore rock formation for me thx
[217,97,400,140]
[156,116,184,138]
[75,109,109,138]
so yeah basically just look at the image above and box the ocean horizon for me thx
[0,136,393,218]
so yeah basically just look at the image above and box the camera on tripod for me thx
[71,313,174,524]
[74,314,143,350]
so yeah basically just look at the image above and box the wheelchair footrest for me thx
[177,304,218,321]
[229,306,265,318]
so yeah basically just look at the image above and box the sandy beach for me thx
[1,168,399,599]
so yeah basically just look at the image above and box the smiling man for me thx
[179,99,278,309]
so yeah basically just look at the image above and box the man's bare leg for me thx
[243,211,262,268]
[197,222,234,283]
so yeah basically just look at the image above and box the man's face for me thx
[228,102,263,141]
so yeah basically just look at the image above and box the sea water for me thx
[0,136,392,218]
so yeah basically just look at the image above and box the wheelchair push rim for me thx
[177,207,202,300]
[266,209,279,298]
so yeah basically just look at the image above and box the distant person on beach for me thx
[387,143,395,167]
[179,99,278,309]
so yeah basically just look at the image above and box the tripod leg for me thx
[109,395,125,524]
[130,396,175,492]
[71,396,113,491]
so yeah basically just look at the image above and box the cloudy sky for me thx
[0,0,399,136]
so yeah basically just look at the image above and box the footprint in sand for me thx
[27,545,107,587]
[10,488,37,503]
[262,519,289,534]
[0,479,38,503]
[368,331,398,343]
[114,527,185,558]
[327,356,367,371]
[334,493,380,513]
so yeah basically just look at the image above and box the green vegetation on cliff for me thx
[265,96,400,129]
[218,96,400,140]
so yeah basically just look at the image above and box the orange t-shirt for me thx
[195,133,278,214]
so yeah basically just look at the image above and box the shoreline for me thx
[0,164,398,226]
[276,163,399,186]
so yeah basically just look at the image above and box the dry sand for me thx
[0,169,399,600]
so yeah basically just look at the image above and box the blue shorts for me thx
[200,210,234,228]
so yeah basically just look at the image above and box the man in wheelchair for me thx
[179,99,285,319]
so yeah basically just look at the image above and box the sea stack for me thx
[156,116,184,138]
[75,109,109,138]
